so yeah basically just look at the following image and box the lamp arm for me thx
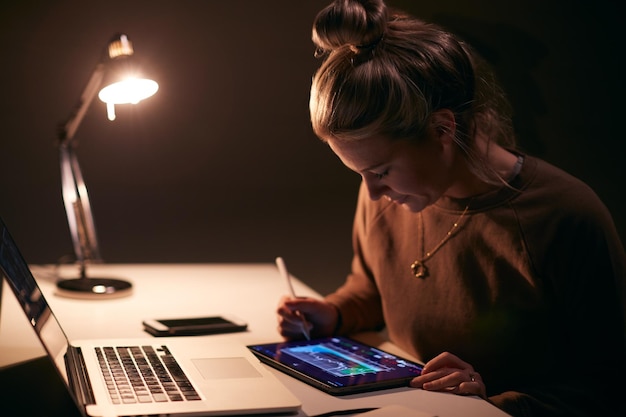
[57,61,106,276]
[58,62,105,146]
[59,146,102,274]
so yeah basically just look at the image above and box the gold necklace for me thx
[411,204,470,278]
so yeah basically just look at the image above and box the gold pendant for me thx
[411,260,427,278]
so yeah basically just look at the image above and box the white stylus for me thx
[276,256,310,340]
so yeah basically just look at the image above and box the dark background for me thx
[0,0,623,296]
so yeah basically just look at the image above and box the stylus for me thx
[276,256,311,340]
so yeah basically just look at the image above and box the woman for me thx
[277,1,626,416]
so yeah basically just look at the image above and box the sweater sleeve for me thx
[325,182,385,334]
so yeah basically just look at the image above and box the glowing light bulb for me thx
[106,102,116,121]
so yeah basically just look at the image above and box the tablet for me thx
[247,336,423,395]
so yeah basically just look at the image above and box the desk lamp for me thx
[56,33,158,298]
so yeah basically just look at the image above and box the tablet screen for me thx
[247,336,423,395]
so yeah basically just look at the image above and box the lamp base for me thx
[56,277,133,299]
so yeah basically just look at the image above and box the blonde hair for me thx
[310,0,515,184]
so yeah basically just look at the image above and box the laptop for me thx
[0,218,301,417]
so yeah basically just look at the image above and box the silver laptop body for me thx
[0,218,301,417]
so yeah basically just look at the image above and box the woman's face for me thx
[328,134,455,213]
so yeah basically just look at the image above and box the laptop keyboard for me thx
[95,345,202,404]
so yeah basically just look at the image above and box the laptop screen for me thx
[0,219,70,375]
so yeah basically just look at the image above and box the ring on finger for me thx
[469,372,476,382]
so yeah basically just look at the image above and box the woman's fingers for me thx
[411,352,486,398]
[276,296,338,339]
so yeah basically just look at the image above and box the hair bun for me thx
[312,0,387,55]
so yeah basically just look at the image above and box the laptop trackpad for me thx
[192,357,262,379]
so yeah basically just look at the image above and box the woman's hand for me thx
[276,296,338,340]
[410,352,487,399]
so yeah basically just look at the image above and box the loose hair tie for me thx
[350,34,384,66]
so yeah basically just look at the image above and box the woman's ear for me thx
[430,109,456,145]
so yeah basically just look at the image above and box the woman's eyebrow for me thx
[359,162,386,173]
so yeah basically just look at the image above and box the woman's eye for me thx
[374,169,389,180]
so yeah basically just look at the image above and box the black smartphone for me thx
[142,315,248,337]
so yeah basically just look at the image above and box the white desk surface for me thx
[0,263,510,417]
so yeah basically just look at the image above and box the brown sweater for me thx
[325,155,626,417]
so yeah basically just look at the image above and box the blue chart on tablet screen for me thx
[282,341,389,377]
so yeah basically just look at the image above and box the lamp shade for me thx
[96,34,159,120]
[98,77,158,120]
